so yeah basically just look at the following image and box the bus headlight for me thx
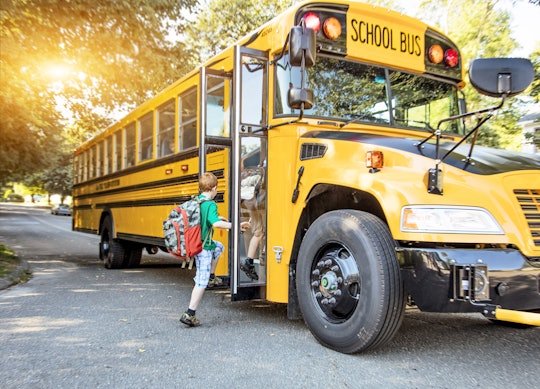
[401,206,503,234]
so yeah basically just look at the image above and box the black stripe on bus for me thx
[75,174,199,201]
[72,192,225,211]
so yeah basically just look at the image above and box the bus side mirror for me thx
[469,58,533,98]
[289,26,316,67]
[288,88,314,110]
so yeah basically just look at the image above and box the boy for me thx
[180,172,249,327]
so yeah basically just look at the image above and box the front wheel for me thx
[296,210,405,354]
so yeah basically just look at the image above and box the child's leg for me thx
[210,240,224,274]
[188,249,213,311]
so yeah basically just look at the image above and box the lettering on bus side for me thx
[349,19,421,56]
[96,179,120,191]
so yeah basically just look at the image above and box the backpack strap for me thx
[197,197,213,248]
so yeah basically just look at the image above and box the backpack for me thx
[163,197,208,260]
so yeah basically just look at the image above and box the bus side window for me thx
[73,155,80,184]
[82,150,88,181]
[106,135,113,175]
[179,87,197,149]
[138,112,154,162]
[125,123,136,167]
[114,130,123,171]
[88,146,95,178]
[157,99,175,157]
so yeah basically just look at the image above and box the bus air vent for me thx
[514,189,540,247]
[300,143,327,160]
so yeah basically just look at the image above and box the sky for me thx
[507,0,540,56]
[403,0,539,57]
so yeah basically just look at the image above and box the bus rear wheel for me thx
[124,246,142,268]
[296,210,405,354]
[100,216,126,269]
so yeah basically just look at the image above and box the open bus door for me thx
[199,66,233,280]
[231,46,269,301]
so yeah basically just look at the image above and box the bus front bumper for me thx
[397,247,540,325]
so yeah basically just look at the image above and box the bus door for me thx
[231,46,269,300]
[200,67,233,278]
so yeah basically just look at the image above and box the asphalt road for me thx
[0,203,538,389]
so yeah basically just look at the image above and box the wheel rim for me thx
[309,246,360,323]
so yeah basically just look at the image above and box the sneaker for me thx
[207,275,223,288]
[240,259,259,280]
[180,312,200,327]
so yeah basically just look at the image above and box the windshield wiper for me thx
[339,114,378,128]
[394,118,434,131]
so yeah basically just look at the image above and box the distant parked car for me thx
[51,204,71,216]
[4,194,25,203]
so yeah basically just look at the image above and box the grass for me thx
[0,244,32,284]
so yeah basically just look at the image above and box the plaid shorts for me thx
[194,240,224,288]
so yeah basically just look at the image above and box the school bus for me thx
[73,0,540,353]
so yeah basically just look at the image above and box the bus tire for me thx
[296,210,405,354]
[124,246,142,268]
[100,216,126,269]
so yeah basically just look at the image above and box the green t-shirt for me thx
[199,194,221,250]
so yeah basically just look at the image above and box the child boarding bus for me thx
[72,0,540,353]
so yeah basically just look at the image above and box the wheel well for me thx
[99,210,113,236]
[287,184,387,318]
[291,184,386,260]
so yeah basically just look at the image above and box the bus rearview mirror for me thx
[289,26,316,67]
[288,88,314,110]
[468,58,533,98]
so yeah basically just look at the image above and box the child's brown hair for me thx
[199,172,218,192]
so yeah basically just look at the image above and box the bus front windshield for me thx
[275,55,463,135]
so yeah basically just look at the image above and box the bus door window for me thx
[236,51,268,287]
[138,112,154,162]
[239,135,267,285]
[241,55,267,129]
[157,99,175,157]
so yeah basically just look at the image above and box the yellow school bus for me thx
[73,0,540,353]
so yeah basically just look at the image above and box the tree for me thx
[183,0,293,64]
[530,44,540,103]
[0,0,197,183]
[415,0,532,150]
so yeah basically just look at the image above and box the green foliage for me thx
[530,44,540,103]
[416,0,532,151]
[0,244,18,278]
[0,0,537,190]
[184,0,293,63]
[0,0,196,185]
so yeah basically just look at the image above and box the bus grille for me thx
[514,189,540,247]
[300,143,327,160]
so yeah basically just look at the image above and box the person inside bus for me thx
[240,170,265,280]
[161,136,174,156]
[180,172,250,327]
[239,142,267,281]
